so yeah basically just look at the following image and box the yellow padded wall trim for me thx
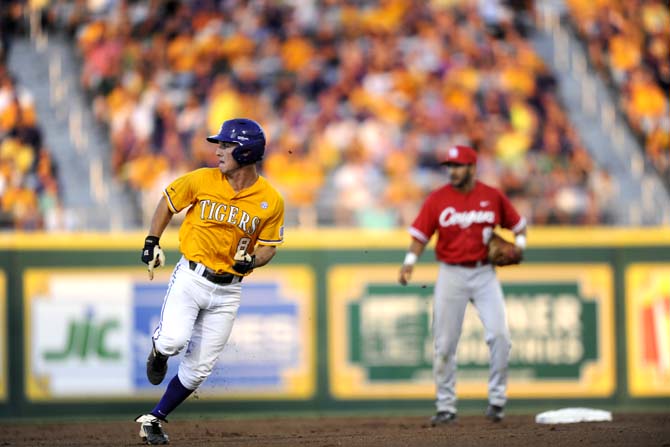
[0,227,669,250]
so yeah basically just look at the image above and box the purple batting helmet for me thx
[207,118,266,165]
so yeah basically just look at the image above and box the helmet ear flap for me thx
[232,145,259,165]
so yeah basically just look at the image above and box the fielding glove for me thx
[487,233,522,266]
[232,249,256,274]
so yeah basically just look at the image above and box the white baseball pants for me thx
[153,256,241,390]
[432,262,511,413]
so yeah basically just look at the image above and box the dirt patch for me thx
[1,413,669,446]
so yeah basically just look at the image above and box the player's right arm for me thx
[399,238,427,286]
[399,194,436,286]
[148,197,175,239]
[141,197,175,278]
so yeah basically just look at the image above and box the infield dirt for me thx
[1,412,668,446]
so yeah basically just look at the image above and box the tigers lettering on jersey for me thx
[198,200,260,235]
[163,168,285,273]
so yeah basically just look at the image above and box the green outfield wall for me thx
[0,228,669,419]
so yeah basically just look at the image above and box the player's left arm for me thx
[255,192,284,266]
[498,192,527,254]
[233,191,284,274]
[232,243,278,274]
[253,244,277,268]
[252,203,282,268]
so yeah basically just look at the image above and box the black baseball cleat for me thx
[485,404,505,422]
[430,411,457,426]
[135,414,169,445]
[146,343,168,385]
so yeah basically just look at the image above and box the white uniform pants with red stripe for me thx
[432,262,511,414]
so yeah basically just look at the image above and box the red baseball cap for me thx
[441,145,477,165]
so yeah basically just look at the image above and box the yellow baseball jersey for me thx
[163,168,285,275]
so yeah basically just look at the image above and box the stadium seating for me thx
[566,0,670,183]
[0,62,60,230]
[37,0,658,227]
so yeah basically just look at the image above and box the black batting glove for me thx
[232,254,256,274]
[142,236,161,265]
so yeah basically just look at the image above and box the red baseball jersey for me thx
[409,181,526,264]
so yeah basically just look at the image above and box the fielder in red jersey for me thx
[398,145,527,426]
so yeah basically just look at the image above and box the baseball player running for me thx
[398,145,526,426]
[135,118,285,445]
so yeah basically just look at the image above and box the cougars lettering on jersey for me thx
[409,181,525,264]
[163,168,285,274]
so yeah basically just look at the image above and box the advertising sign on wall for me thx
[0,271,6,402]
[626,264,670,397]
[329,264,615,399]
[24,266,315,401]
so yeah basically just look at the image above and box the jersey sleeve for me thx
[163,171,198,213]
[498,191,526,233]
[257,193,285,246]
[409,194,437,244]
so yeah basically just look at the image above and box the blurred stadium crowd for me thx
[1,3,61,230]
[566,0,669,184]
[1,0,668,230]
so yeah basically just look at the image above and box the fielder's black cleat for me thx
[146,343,168,385]
[135,414,169,445]
[430,411,457,426]
[485,404,505,422]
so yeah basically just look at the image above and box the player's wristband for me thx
[515,234,527,250]
[403,252,418,266]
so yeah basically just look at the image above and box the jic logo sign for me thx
[26,272,132,400]
[43,307,121,361]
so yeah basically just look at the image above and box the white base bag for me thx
[535,407,613,424]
